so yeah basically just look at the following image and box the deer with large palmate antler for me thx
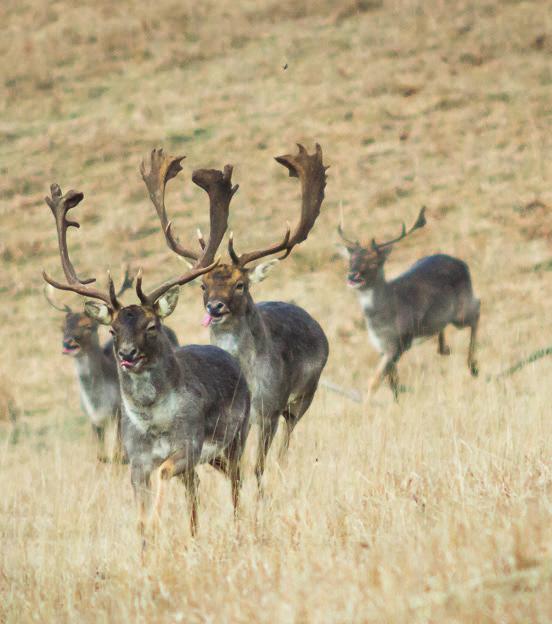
[42,166,250,552]
[144,144,329,492]
[338,207,480,400]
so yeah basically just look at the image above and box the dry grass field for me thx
[1,0,552,621]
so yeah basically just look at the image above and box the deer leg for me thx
[367,354,394,400]
[152,449,201,536]
[112,413,128,465]
[460,298,481,377]
[468,316,479,377]
[387,363,400,401]
[209,453,242,518]
[255,417,279,495]
[92,425,109,463]
[279,412,296,463]
[438,331,451,356]
[150,460,172,538]
[181,470,200,537]
[279,388,316,461]
[229,461,242,518]
[130,462,152,558]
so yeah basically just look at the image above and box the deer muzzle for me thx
[118,347,146,371]
[62,339,80,355]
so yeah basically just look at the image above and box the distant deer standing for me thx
[338,207,480,400]
[44,271,133,463]
[145,144,329,491]
[42,164,250,548]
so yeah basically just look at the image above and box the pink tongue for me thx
[201,313,213,327]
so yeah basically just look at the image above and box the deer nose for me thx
[206,301,227,316]
[118,347,139,361]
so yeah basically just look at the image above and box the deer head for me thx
[42,158,223,371]
[44,270,134,357]
[192,144,327,326]
[338,207,426,289]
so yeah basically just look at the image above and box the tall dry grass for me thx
[1,0,551,621]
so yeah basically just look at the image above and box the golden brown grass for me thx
[1,0,551,621]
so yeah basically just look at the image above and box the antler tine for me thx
[371,206,427,251]
[191,164,238,265]
[43,284,72,313]
[228,225,291,266]
[42,184,119,308]
[139,257,221,306]
[231,143,327,267]
[116,266,135,298]
[140,148,200,262]
[337,223,359,248]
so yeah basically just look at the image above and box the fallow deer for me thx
[44,274,179,463]
[144,144,329,491]
[338,207,480,400]
[44,272,132,463]
[42,167,250,548]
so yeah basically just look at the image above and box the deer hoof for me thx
[469,362,479,377]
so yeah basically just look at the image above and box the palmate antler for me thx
[43,177,218,311]
[141,149,237,266]
[192,165,239,265]
[228,143,328,266]
[138,148,235,305]
[42,184,120,309]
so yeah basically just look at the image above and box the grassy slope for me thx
[1,0,551,621]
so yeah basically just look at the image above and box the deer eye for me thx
[235,282,244,291]
[109,328,116,336]
[146,322,157,332]
[200,284,206,291]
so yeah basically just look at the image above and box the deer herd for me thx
[42,142,480,552]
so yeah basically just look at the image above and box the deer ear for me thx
[154,287,179,318]
[249,259,280,284]
[84,301,113,325]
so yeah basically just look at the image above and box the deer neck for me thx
[117,333,195,437]
[118,336,181,411]
[74,337,108,385]
[210,294,267,363]
[356,268,388,316]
